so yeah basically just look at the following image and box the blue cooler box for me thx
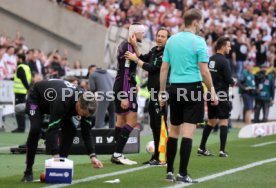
[45,158,74,184]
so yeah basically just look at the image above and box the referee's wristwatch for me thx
[134,58,139,64]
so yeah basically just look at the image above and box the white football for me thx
[255,127,265,137]
[146,141,155,154]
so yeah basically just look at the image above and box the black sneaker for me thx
[149,159,166,166]
[11,129,24,133]
[21,171,33,182]
[165,172,175,182]
[142,157,154,165]
[197,148,214,156]
[111,155,121,164]
[176,174,198,183]
[219,151,228,157]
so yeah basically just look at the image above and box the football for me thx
[255,127,265,137]
[146,141,155,154]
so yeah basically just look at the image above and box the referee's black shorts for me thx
[113,81,138,114]
[207,99,231,119]
[169,82,204,125]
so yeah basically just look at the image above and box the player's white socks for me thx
[113,152,122,157]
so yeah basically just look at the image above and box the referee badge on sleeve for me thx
[209,61,215,69]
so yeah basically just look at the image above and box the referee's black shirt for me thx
[208,53,234,94]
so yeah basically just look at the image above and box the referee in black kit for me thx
[21,79,103,182]
[198,37,235,158]
[159,9,218,183]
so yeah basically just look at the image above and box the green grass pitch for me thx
[0,128,276,188]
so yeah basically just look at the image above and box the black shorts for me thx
[207,100,231,119]
[113,81,138,114]
[169,82,204,125]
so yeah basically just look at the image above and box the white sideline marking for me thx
[43,165,152,188]
[165,157,276,188]
[251,141,276,147]
[0,145,17,151]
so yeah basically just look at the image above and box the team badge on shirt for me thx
[29,110,35,116]
[29,104,38,116]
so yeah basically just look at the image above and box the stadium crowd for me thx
[51,0,276,77]
[0,31,81,81]
[0,1,275,129]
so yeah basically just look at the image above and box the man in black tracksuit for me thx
[125,27,170,165]
[198,36,235,157]
[21,79,103,182]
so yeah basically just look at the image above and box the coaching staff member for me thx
[125,27,170,165]
[198,37,235,158]
[21,79,103,182]
[159,8,218,183]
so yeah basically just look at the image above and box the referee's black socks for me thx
[199,124,213,150]
[115,124,133,154]
[220,126,228,152]
[166,137,178,173]
[179,137,192,177]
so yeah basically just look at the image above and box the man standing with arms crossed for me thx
[159,9,218,183]
[198,37,235,158]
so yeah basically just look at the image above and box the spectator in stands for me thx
[73,60,82,69]
[0,46,7,80]
[33,49,44,76]
[2,46,17,79]
[26,49,37,75]
[255,33,267,67]
[80,79,90,91]
[233,32,249,79]
[47,55,63,79]
[120,0,131,13]
[60,57,70,76]
[1,36,13,47]
[14,31,28,52]
[37,50,48,77]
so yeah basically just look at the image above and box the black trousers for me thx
[148,98,167,160]
[25,102,76,170]
[15,94,26,131]
[254,99,270,122]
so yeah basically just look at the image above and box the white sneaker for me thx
[123,157,137,165]
[111,154,137,165]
